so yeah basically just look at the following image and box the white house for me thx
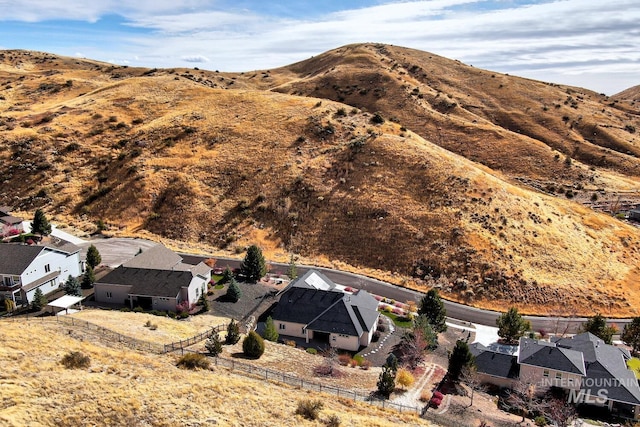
[271,270,380,351]
[0,240,82,305]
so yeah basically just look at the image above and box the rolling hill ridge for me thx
[0,46,639,316]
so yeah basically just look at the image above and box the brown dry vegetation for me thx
[1,46,640,316]
[0,319,429,426]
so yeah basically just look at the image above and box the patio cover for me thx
[48,295,84,310]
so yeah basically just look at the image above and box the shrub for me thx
[360,360,372,370]
[325,414,341,427]
[396,367,415,389]
[133,306,144,313]
[306,347,318,355]
[372,331,381,342]
[284,340,296,347]
[61,351,91,369]
[419,390,432,402]
[371,112,384,124]
[242,331,265,359]
[149,324,158,330]
[338,354,352,366]
[534,416,548,426]
[377,322,387,333]
[295,399,324,420]
[176,353,210,370]
[353,354,364,366]
[120,307,131,312]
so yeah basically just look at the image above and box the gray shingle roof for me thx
[123,244,183,270]
[0,215,23,225]
[272,269,379,338]
[0,244,45,275]
[554,333,640,405]
[98,266,193,298]
[471,342,520,379]
[518,337,586,375]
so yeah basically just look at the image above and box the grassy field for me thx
[0,318,431,426]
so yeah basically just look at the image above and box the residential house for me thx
[94,244,211,312]
[271,269,379,351]
[0,206,23,237]
[0,239,82,305]
[472,333,640,419]
[470,342,520,389]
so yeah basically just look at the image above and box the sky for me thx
[0,0,638,95]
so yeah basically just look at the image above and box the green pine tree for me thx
[225,319,241,345]
[199,287,210,312]
[240,245,266,282]
[377,365,396,399]
[496,307,531,345]
[582,314,616,345]
[220,266,234,284]
[81,265,95,289]
[448,340,475,382]
[418,288,447,333]
[205,331,223,356]
[85,244,102,269]
[63,276,81,296]
[622,317,640,355]
[31,288,47,311]
[286,254,298,280]
[32,208,52,235]
[225,278,242,303]
[262,316,279,342]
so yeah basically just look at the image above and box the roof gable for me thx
[471,343,520,379]
[0,244,46,275]
[123,244,183,270]
[518,337,586,375]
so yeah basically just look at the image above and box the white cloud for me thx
[181,54,209,63]
[1,1,638,93]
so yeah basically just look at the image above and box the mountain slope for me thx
[1,48,639,316]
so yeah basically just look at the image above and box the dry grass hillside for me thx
[0,319,428,426]
[1,47,640,316]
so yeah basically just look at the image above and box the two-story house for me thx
[0,240,82,305]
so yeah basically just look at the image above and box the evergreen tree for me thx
[496,307,531,345]
[622,317,640,355]
[418,289,447,333]
[205,331,223,356]
[199,288,210,312]
[262,316,279,342]
[240,245,266,282]
[225,278,242,303]
[85,244,102,269]
[31,288,47,311]
[377,365,396,399]
[384,353,398,373]
[220,266,234,284]
[582,314,616,345]
[242,331,265,359]
[413,315,439,350]
[286,254,298,280]
[32,209,51,235]
[448,340,474,382]
[81,265,95,289]
[63,276,81,296]
[225,319,241,344]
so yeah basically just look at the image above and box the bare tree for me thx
[460,366,484,407]
[540,397,577,427]
[505,378,541,423]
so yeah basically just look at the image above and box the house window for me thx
[279,324,285,330]
[45,264,51,273]
[543,370,549,377]
[106,292,113,299]
[555,372,562,380]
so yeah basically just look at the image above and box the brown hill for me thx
[1,48,639,316]
[613,85,640,103]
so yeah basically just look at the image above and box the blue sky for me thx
[0,0,638,94]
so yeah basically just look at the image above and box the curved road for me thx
[204,256,626,335]
[82,238,629,334]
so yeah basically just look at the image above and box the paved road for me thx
[194,256,627,334]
